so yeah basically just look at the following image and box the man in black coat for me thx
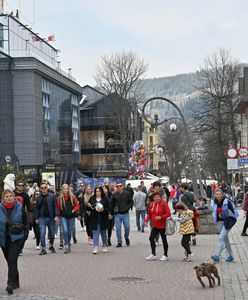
[111,182,133,247]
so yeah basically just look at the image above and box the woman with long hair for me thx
[0,189,29,294]
[57,184,80,254]
[88,187,110,254]
[30,191,40,250]
[102,185,114,246]
[83,185,94,245]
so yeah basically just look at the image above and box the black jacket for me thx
[181,191,195,211]
[111,190,133,214]
[35,193,58,219]
[89,196,110,230]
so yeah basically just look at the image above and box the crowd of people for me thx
[0,178,246,295]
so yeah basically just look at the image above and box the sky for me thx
[3,0,248,86]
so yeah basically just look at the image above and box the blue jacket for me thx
[36,193,58,219]
[213,198,239,223]
[0,200,25,247]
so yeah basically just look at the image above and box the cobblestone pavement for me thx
[1,207,241,300]
[221,209,248,300]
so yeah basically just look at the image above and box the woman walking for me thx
[0,189,29,294]
[30,191,40,250]
[211,188,238,262]
[57,184,80,254]
[102,185,114,246]
[175,202,194,262]
[144,192,171,261]
[83,185,93,245]
[88,187,110,254]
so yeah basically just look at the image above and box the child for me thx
[175,203,195,262]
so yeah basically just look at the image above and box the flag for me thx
[32,35,41,42]
[47,35,55,42]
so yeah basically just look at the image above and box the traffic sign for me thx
[238,158,248,164]
[226,148,238,158]
[239,147,248,158]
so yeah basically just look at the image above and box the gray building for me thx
[0,14,82,183]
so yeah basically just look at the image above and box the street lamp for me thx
[142,96,204,200]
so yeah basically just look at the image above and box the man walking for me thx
[35,182,58,255]
[133,186,147,232]
[111,182,133,247]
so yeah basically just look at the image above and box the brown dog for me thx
[194,263,221,288]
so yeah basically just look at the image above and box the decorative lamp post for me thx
[142,96,204,200]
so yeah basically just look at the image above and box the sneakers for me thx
[211,255,220,262]
[226,256,234,262]
[64,245,71,254]
[116,243,122,248]
[160,255,168,261]
[102,247,108,253]
[59,244,63,249]
[5,286,13,295]
[141,228,145,233]
[146,254,157,261]
[19,251,23,256]
[93,247,98,254]
[73,237,77,244]
[36,246,40,250]
[241,232,248,236]
[125,239,130,246]
[39,249,47,256]
[89,239,93,245]
[49,246,56,253]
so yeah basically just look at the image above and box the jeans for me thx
[135,210,146,230]
[149,227,168,256]
[60,217,75,245]
[93,224,107,247]
[1,238,24,286]
[115,213,130,244]
[216,221,233,257]
[39,217,55,249]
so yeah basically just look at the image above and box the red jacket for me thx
[145,199,171,229]
[57,194,80,216]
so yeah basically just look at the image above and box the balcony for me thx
[80,117,117,130]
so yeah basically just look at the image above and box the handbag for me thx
[165,217,176,235]
[9,223,24,235]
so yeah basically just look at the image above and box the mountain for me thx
[140,71,202,107]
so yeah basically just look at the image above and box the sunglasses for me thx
[116,185,122,188]
[40,187,47,190]
[17,184,24,187]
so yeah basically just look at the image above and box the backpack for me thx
[223,198,239,229]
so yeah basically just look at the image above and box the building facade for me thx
[0,15,82,184]
[80,85,141,178]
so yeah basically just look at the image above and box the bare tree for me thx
[193,48,241,181]
[159,122,188,183]
[94,50,148,167]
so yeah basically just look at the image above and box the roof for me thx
[81,85,106,108]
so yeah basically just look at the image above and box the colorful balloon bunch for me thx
[128,140,148,179]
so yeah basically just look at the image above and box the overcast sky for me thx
[4,0,248,86]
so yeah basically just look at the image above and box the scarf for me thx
[2,201,15,209]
